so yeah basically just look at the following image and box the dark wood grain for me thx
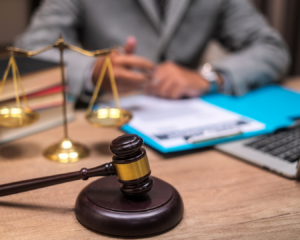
[0,162,115,197]
[75,176,184,237]
[111,134,154,196]
[0,134,155,198]
[110,133,144,159]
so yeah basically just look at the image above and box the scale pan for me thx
[86,108,132,128]
[0,107,39,128]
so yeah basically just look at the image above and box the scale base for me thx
[43,138,89,163]
[75,176,184,237]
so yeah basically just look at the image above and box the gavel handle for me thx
[0,162,115,197]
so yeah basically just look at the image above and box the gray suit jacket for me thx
[15,0,290,97]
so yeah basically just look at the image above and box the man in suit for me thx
[15,0,290,100]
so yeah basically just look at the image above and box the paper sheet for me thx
[110,95,265,149]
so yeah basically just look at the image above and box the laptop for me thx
[215,123,300,179]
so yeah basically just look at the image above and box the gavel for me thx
[0,134,154,197]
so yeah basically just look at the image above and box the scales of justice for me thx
[0,36,184,237]
[0,34,132,163]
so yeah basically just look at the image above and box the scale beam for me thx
[1,35,131,162]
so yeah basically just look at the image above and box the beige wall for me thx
[0,0,30,46]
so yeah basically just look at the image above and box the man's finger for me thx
[114,67,151,84]
[115,55,155,70]
[123,36,136,54]
[116,83,138,93]
[156,78,174,98]
[152,64,173,85]
[170,85,183,99]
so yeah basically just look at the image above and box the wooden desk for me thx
[0,80,300,239]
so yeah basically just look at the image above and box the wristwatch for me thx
[201,63,219,93]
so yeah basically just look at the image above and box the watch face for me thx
[205,72,218,82]
[201,64,219,93]
[202,63,213,73]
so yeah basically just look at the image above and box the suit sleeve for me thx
[14,0,96,97]
[211,0,290,96]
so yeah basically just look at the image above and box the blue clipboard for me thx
[121,85,300,153]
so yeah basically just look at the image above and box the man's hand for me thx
[146,61,211,99]
[92,36,155,93]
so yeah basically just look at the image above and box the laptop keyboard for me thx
[245,126,300,162]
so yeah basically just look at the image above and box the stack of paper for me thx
[119,95,265,150]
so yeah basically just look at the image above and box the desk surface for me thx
[0,80,300,240]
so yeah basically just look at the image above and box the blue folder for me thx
[121,85,300,153]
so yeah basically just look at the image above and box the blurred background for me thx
[0,0,299,76]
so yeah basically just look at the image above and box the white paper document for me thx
[117,95,265,149]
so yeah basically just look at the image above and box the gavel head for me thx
[110,134,154,196]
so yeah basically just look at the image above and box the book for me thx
[0,57,61,102]
[1,91,63,111]
[1,85,64,110]
[0,103,75,144]
[26,85,63,98]
[0,57,74,144]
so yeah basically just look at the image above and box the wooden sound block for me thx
[75,176,184,237]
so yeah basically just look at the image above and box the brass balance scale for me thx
[0,35,132,163]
